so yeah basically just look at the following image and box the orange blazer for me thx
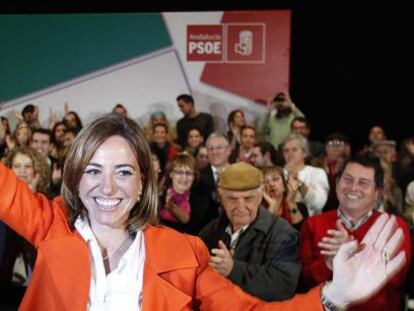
[0,163,323,310]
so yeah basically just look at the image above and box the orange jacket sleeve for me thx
[0,162,62,247]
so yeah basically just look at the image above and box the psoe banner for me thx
[186,23,265,63]
[0,11,290,132]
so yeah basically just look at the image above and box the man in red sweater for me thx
[300,153,412,311]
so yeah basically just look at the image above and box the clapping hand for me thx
[165,188,175,210]
[29,173,40,192]
[5,135,15,151]
[286,176,300,202]
[51,163,62,186]
[319,220,352,270]
[285,163,300,179]
[209,240,234,277]
[261,185,278,214]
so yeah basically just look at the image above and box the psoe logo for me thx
[234,30,253,56]
[187,25,224,62]
[227,23,265,63]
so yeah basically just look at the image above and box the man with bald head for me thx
[199,162,300,301]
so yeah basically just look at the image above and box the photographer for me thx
[257,91,305,149]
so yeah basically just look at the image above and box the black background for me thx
[1,2,412,152]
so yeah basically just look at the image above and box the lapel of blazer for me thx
[37,231,90,310]
[141,226,199,311]
[207,165,216,187]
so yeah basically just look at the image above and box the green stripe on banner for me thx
[0,13,171,102]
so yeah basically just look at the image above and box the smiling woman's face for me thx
[170,165,195,194]
[78,135,143,231]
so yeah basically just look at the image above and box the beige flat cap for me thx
[218,162,262,191]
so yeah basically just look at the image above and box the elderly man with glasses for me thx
[192,133,232,234]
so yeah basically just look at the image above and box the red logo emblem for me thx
[226,23,265,63]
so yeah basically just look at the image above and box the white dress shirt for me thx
[211,165,220,183]
[75,218,145,311]
[225,224,249,252]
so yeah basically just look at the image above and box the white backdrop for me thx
[1,12,270,133]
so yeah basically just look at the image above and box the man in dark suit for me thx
[192,133,231,234]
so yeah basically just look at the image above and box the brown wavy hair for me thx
[62,114,159,233]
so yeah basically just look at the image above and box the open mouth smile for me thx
[94,197,122,210]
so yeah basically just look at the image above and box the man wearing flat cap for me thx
[199,162,300,301]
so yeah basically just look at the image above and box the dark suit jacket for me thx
[200,207,300,301]
[192,165,220,232]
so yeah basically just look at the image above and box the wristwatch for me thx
[321,293,346,311]
[321,285,347,311]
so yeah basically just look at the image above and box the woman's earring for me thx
[137,191,142,202]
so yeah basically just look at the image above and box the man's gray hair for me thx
[282,133,310,154]
[206,132,230,147]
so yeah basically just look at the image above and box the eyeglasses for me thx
[327,140,345,147]
[292,125,307,130]
[206,145,227,152]
[172,170,194,177]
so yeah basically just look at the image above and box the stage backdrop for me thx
[0,11,291,131]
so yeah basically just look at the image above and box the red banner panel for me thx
[200,11,291,102]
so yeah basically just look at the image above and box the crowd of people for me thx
[0,92,413,310]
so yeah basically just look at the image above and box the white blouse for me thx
[75,218,145,311]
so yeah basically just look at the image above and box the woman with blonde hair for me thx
[145,111,177,145]
[3,146,50,193]
[377,156,403,216]
[5,122,32,153]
